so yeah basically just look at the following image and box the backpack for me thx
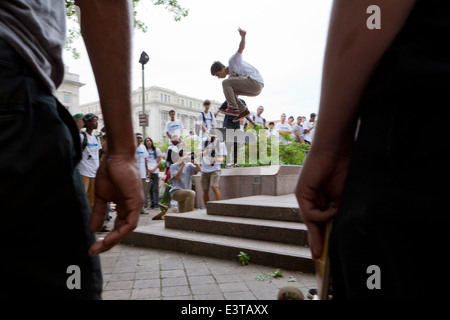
[81,131,88,151]
[197,111,213,135]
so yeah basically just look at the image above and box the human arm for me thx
[75,0,143,256]
[145,156,149,173]
[173,162,185,180]
[152,155,162,173]
[294,128,305,144]
[295,0,417,260]
[303,122,314,135]
[238,28,246,54]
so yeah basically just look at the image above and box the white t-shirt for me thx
[303,121,315,142]
[146,147,162,174]
[169,162,198,197]
[136,144,147,179]
[196,111,217,140]
[198,139,227,173]
[165,120,184,141]
[77,132,102,178]
[228,51,264,85]
[274,122,292,133]
[251,114,266,127]
[274,122,292,145]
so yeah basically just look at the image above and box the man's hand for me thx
[295,148,351,260]
[89,154,143,256]
[238,27,246,37]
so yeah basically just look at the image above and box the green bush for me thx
[240,127,309,167]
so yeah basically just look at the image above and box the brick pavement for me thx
[97,208,317,300]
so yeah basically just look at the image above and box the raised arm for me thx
[238,27,246,54]
[75,0,144,256]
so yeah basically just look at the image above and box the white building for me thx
[55,66,84,113]
[79,86,223,143]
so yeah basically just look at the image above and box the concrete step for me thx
[122,222,314,272]
[164,210,308,246]
[206,194,303,222]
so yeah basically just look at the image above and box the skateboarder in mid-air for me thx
[211,28,264,122]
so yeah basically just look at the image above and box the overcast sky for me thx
[64,0,333,121]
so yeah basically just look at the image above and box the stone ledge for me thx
[193,165,302,208]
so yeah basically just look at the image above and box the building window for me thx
[63,94,70,103]
[180,99,184,106]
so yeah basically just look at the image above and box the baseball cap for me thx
[82,113,98,124]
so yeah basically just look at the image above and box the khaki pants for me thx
[201,171,221,190]
[172,189,196,213]
[222,76,263,112]
[81,175,96,211]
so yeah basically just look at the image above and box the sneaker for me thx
[218,107,239,116]
[232,109,250,122]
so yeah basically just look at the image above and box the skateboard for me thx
[316,220,332,300]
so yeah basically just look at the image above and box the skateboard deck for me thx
[316,221,332,300]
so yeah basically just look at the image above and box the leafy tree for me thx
[65,0,189,58]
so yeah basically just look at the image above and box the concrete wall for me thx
[192,165,302,208]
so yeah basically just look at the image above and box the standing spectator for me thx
[219,100,243,168]
[211,28,264,122]
[292,116,306,144]
[0,0,143,299]
[165,110,184,144]
[275,113,293,145]
[239,118,246,131]
[302,113,316,145]
[267,121,278,138]
[170,149,201,213]
[274,113,293,134]
[199,135,227,204]
[248,105,266,128]
[287,115,295,129]
[144,137,162,209]
[136,133,148,214]
[300,116,307,124]
[165,135,181,174]
[196,99,217,140]
[78,113,102,211]
[187,130,199,141]
[73,113,84,132]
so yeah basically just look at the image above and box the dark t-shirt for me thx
[330,0,450,299]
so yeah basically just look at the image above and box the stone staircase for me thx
[122,194,315,273]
